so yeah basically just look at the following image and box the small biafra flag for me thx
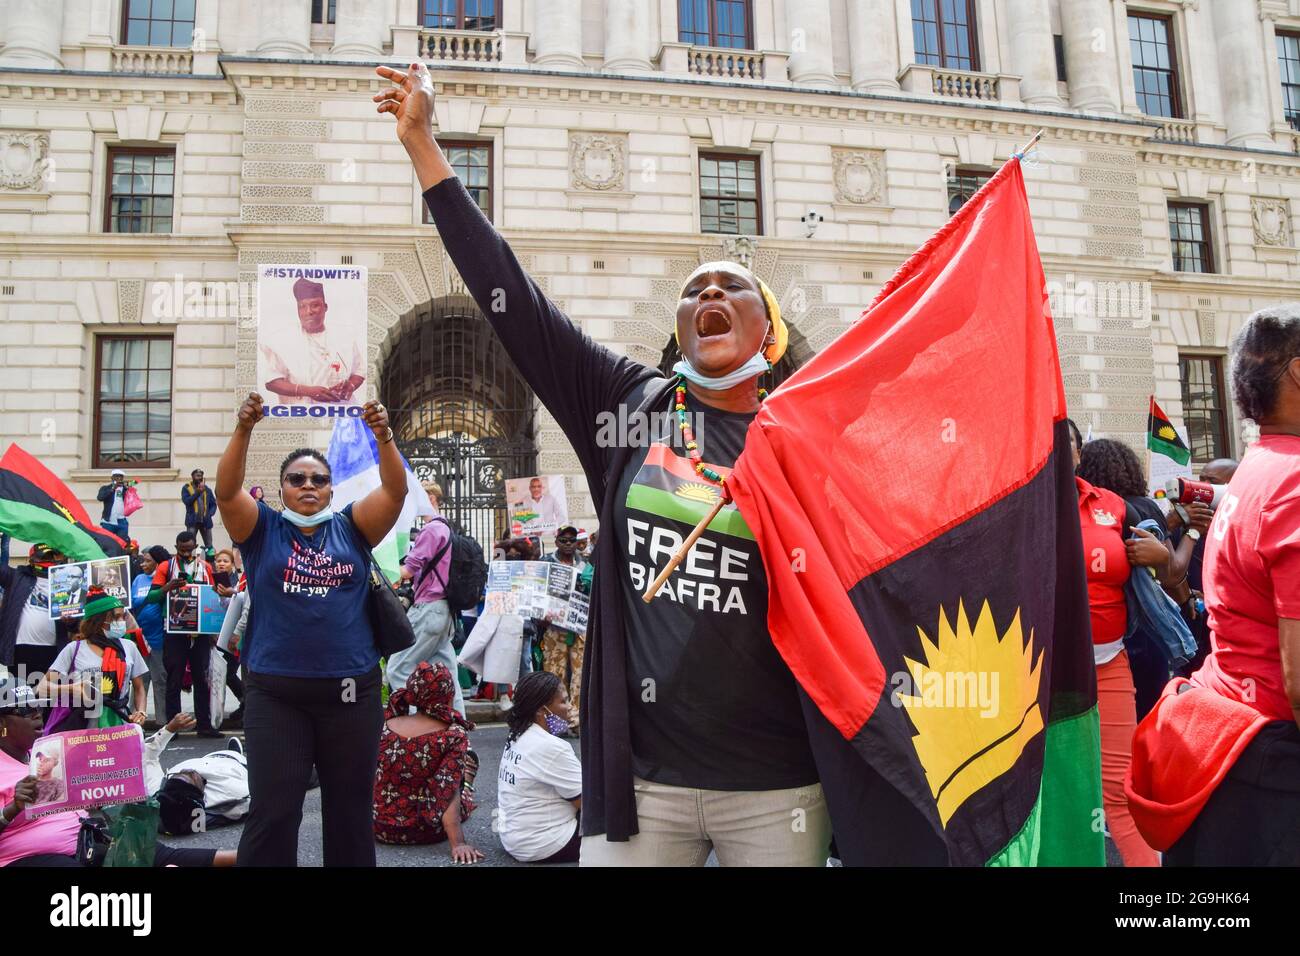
[1147,397,1191,466]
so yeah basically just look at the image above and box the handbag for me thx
[77,815,112,867]
[336,509,416,658]
[122,484,142,517]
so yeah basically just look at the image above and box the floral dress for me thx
[373,662,476,845]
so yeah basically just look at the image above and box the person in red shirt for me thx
[1067,420,1168,867]
[1128,306,1300,865]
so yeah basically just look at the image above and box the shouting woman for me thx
[215,394,406,866]
[376,62,830,866]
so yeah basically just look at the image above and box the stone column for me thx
[254,0,312,57]
[786,0,836,86]
[603,0,652,72]
[1212,0,1274,147]
[1060,0,1120,115]
[331,0,386,58]
[846,0,899,92]
[0,0,65,67]
[534,0,585,68]
[1005,0,1061,107]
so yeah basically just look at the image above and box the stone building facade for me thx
[0,0,1298,552]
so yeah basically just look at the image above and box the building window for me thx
[947,166,990,215]
[912,0,979,71]
[106,147,175,234]
[699,153,761,235]
[678,0,752,49]
[95,336,173,469]
[422,141,492,223]
[1179,355,1230,461]
[1128,13,1182,118]
[421,0,497,30]
[1278,32,1300,131]
[1168,201,1213,273]
[1054,34,1067,82]
[311,0,337,25]
[122,0,196,47]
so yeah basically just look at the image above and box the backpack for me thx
[418,517,487,614]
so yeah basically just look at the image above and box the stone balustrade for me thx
[112,47,194,74]
[418,28,502,64]
[686,46,765,81]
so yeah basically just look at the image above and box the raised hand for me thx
[374,63,436,146]
[362,398,393,443]
[236,392,264,431]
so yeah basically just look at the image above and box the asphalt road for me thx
[162,722,576,867]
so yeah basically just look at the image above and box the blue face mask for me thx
[282,506,334,528]
[543,708,570,737]
[672,348,770,392]
[106,621,127,640]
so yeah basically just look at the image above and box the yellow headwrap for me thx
[675,267,788,366]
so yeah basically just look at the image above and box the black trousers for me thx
[187,524,214,550]
[1165,720,1300,866]
[163,633,213,731]
[236,667,383,867]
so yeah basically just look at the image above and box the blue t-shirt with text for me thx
[236,501,376,678]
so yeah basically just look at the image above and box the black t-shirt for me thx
[612,391,818,791]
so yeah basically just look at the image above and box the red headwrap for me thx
[386,662,473,731]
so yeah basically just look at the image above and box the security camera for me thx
[801,209,823,238]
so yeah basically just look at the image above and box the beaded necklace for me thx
[673,372,767,490]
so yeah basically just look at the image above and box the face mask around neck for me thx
[282,505,335,528]
[672,348,769,392]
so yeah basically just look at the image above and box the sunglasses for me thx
[285,472,331,488]
[556,537,576,544]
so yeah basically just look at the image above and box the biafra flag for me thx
[1147,396,1191,466]
[727,155,1103,866]
[0,444,126,560]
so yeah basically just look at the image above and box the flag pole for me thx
[1015,129,1045,156]
[642,495,726,604]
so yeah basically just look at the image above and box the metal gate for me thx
[380,298,537,551]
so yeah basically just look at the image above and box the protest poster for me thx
[504,475,569,536]
[47,556,130,620]
[166,585,201,634]
[198,585,231,633]
[483,561,589,634]
[256,265,369,419]
[25,724,147,819]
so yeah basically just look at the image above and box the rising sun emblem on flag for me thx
[1157,424,1177,442]
[898,600,1044,826]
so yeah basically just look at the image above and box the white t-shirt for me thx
[16,579,56,648]
[49,639,148,704]
[109,485,126,522]
[497,723,581,862]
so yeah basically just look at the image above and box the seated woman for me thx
[39,588,148,732]
[497,671,582,865]
[373,662,482,863]
[0,675,234,867]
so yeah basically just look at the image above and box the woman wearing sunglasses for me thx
[214,392,406,866]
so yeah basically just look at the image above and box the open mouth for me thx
[695,306,733,339]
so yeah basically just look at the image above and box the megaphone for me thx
[1164,478,1226,542]
[1164,478,1227,510]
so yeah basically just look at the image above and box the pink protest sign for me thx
[25,724,147,819]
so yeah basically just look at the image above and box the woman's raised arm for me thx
[215,393,264,544]
[374,63,658,476]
